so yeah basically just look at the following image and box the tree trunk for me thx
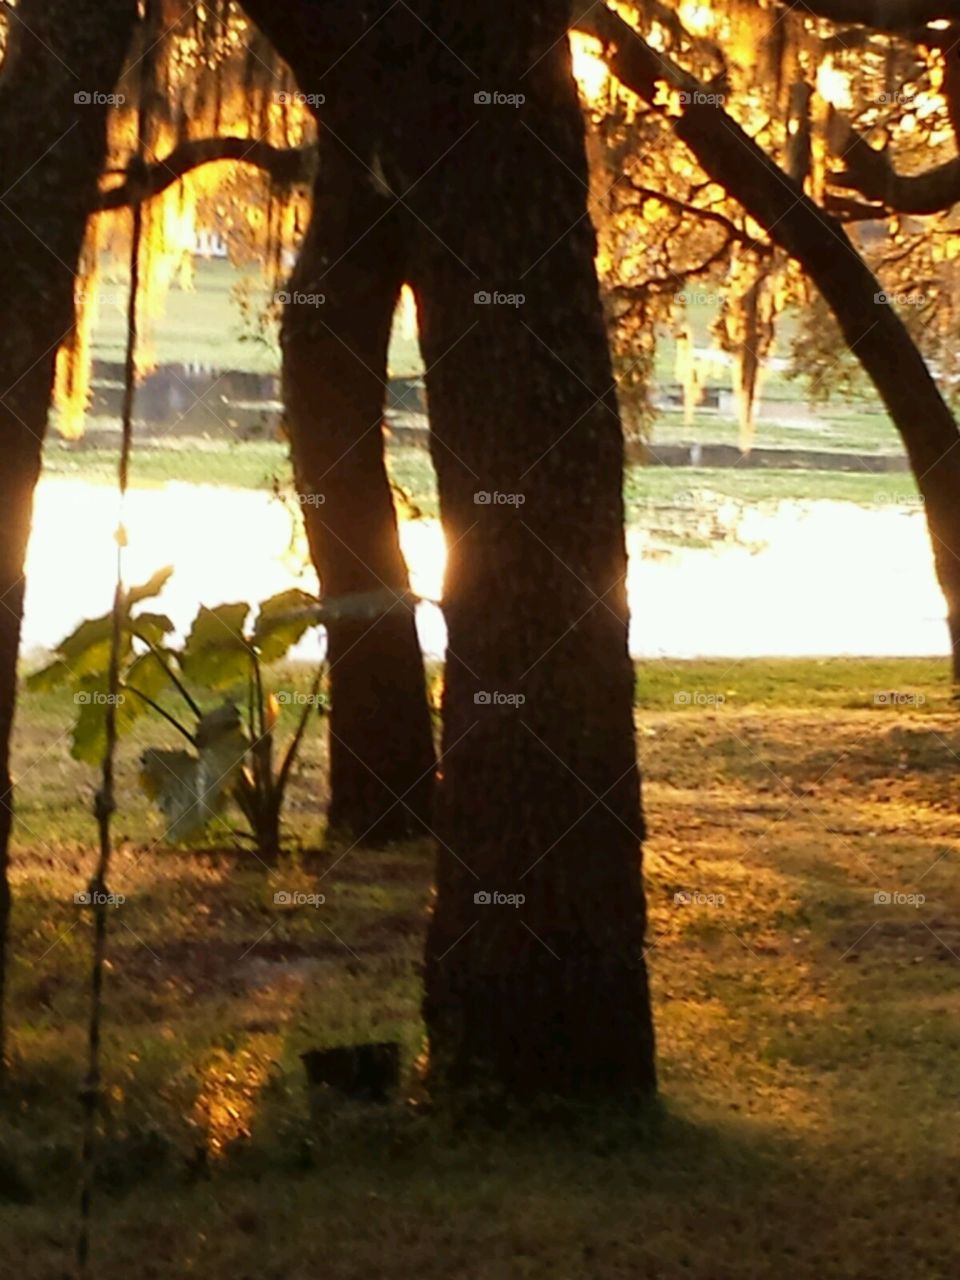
[377,0,657,1096]
[272,22,436,843]
[0,0,138,1068]
[584,5,960,680]
[283,161,436,840]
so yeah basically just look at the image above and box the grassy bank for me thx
[41,436,923,518]
[2,658,958,1278]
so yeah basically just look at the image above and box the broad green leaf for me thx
[57,614,124,680]
[70,678,141,764]
[131,612,175,649]
[26,658,73,693]
[253,589,319,664]
[181,603,252,691]
[126,567,174,607]
[125,650,175,704]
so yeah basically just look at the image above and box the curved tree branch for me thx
[623,178,773,251]
[577,2,960,679]
[829,122,960,214]
[95,135,315,210]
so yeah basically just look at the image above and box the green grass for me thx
[42,438,922,523]
[3,658,960,1277]
[649,407,902,455]
[91,258,423,378]
[86,261,899,455]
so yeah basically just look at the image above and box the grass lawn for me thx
[2,657,958,1277]
[92,259,424,378]
[650,406,902,455]
[84,260,902,459]
[41,437,923,525]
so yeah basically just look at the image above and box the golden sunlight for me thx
[570,32,610,102]
[816,59,853,110]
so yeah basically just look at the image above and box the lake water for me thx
[22,480,948,660]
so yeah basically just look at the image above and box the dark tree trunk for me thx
[364,0,656,1096]
[282,144,436,841]
[585,5,960,681]
[240,0,656,1093]
[240,3,437,842]
[0,0,138,1068]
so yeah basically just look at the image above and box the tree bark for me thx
[367,0,657,1096]
[282,144,436,841]
[0,0,139,1067]
[237,1,437,841]
[583,4,960,681]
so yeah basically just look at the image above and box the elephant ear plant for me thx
[29,571,400,861]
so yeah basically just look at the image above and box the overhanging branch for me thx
[95,135,315,211]
[829,122,960,214]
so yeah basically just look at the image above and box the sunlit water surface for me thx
[22,480,948,661]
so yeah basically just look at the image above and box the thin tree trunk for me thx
[283,142,436,841]
[380,0,657,1096]
[251,2,438,842]
[0,0,138,1069]
[584,5,960,680]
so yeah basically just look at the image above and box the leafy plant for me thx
[30,571,332,860]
